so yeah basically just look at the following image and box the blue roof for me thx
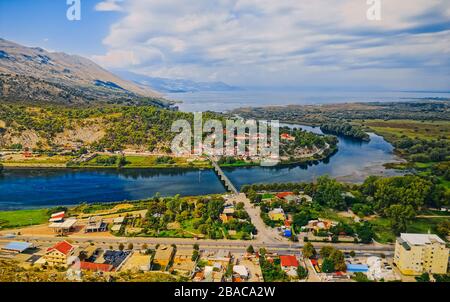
[3,241,32,252]
[284,230,292,237]
[346,264,369,272]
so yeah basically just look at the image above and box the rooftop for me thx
[47,241,74,255]
[1,241,32,253]
[400,233,445,246]
[280,255,298,267]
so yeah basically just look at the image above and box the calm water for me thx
[0,169,225,210]
[0,124,402,210]
[223,125,403,188]
[165,90,450,112]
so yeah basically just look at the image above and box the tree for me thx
[329,249,346,272]
[415,272,430,282]
[319,246,334,258]
[302,242,317,258]
[246,245,255,254]
[435,221,450,239]
[315,176,346,210]
[297,265,308,279]
[118,243,124,251]
[321,258,335,273]
[127,243,134,250]
[355,222,375,244]
[353,272,371,282]
[385,204,416,235]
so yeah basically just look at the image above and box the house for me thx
[233,265,249,279]
[79,261,113,273]
[49,218,77,235]
[207,250,232,265]
[280,133,295,141]
[394,233,449,275]
[276,192,294,199]
[268,208,286,221]
[44,241,75,267]
[280,255,299,277]
[280,255,299,270]
[298,192,313,203]
[111,216,125,232]
[204,266,224,282]
[0,241,33,254]
[304,218,337,232]
[152,245,175,269]
[172,249,196,276]
[49,211,65,223]
[85,217,108,233]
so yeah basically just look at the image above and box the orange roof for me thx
[79,261,113,272]
[47,241,74,255]
[284,220,291,227]
[280,255,299,267]
[276,192,294,199]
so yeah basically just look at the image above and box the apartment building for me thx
[394,233,449,275]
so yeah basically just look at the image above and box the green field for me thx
[79,155,212,169]
[359,119,450,141]
[0,209,49,229]
[371,216,449,244]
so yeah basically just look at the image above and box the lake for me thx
[164,89,450,112]
[0,124,402,210]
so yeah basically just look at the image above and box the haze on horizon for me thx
[0,0,449,92]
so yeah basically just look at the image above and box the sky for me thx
[0,0,450,91]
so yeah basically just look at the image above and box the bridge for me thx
[209,157,239,195]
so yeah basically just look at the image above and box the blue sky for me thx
[1,0,449,91]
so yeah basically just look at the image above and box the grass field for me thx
[0,209,49,229]
[371,216,448,244]
[80,155,211,169]
[358,119,450,141]
[2,154,74,167]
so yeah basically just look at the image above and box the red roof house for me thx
[79,261,113,272]
[47,241,74,255]
[280,255,299,268]
[276,192,294,199]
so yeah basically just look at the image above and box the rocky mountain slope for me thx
[0,38,160,105]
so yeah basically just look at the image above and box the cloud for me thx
[92,0,450,90]
[95,0,124,12]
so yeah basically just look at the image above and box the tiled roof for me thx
[47,241,74,255]
[280,255,298,267]
[79,261,113,272]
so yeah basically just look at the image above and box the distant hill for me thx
[0,38,163,106]
[115,70,239,93]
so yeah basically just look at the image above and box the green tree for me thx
[246,245,255,254]
[315,176,346,210]
[118,243,125,251]
[385,204,416,235]
[415,272,430,282]
[297,265,308,279]
[302,242,316,259]
[321,258,335,273]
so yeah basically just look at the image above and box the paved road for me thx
[1,235,394,254]
[227,193,285,244]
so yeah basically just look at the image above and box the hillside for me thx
[0,38,163,105]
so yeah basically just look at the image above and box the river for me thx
[0,124,403,210]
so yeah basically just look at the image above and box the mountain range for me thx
[114,70,239,93]
[0,38,161,106]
